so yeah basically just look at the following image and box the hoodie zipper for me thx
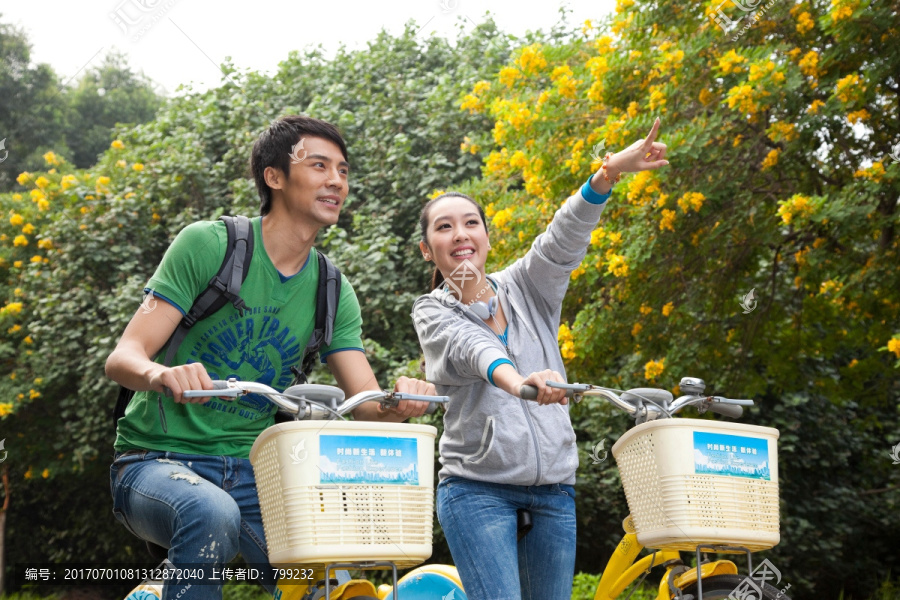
[505,289,544,486]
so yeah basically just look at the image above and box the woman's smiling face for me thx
[420,195,490,285]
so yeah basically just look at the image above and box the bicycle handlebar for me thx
[183,379,449,421]
[519,378,754,422]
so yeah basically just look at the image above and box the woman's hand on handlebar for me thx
[520,370,569,406]
[150,363,214,404]
[381,376,437,418]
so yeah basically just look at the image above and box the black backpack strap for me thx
[162,215,254,366]
[290,251,342,386]
[114,216,255,432]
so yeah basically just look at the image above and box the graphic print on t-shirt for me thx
[187,305,306,419]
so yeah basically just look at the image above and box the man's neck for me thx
[260,210,319,277]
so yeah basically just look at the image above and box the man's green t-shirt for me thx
[114,216,364,458]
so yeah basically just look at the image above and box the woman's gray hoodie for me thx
[412,191,608,486]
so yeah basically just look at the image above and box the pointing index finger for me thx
[643,117,661,150]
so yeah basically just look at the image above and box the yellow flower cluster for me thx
[830,0,857,22]
[887,337,900,359]
[660,209,676,232]
[718,50,747,75]
[492,207,515,230]
[607,254,629,277]
[499,67,520,88]
[761,148,780,170]
[799,51,819,78]
[639,304,653,315]
[586,56,609,81]
[806,100,825,114]
[0,403,13,417]
[626,171,660,206]
[631,322,643,337]
[854,162,885,183]
[748,61,777,83]
[509,150,529,169]
[644,358,665,380]
[662,302,674,317]
[768,122,798,143]
[556,76,579,99]
[558,322,576,361]
[659,50,684,74]
[835,73,862,104]
[726,85,760,115]
[517,45,548,75]
[111,139,125,150]
[10,213,24,226]
[777,194,816,225]
[42,151,62,166]
[649,86,667,111]
[819,279,843,295]
[796,11,815,34]
[699,88,716,106]
[61,174,78,190]
[677,192,705,213]
[847,109,869,124]
[1,302,24,316]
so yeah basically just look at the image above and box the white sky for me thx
[2,0,616,95]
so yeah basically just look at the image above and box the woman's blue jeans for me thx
[436,476,577,600]
[109,450,277,600]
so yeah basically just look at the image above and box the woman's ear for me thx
[419,240,432,261]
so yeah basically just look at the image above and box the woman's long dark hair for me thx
[419,192,489,290]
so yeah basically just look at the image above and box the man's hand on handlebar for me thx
[520,370,569,406]
[380,376,437,419]
[150,363,215,404]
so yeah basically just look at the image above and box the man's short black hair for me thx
[250,116,349,215]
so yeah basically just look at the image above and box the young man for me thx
[106,116,433,600]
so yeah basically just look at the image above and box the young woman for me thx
[412,119,668,600]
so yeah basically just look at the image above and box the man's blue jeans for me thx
[109,450,277,600]
[436,476,577,600]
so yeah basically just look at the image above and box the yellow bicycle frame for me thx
[593,517,739,600]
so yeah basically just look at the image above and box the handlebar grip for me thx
[519,385,576,400]
[520,385,538,400]
[210,380,230,390]
[708,402,743,419]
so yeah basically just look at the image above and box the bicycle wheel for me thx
[680,574,790,600]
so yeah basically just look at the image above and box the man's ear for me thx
[419,240,431,261]
[264,166,284,190]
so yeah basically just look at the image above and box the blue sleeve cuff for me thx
[144,288,185,315]
[487,358,515,387]
[319,347,366,363]
[581,175,612,205]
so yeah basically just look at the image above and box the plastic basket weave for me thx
[611,418,780,552]
[250,421,437,568]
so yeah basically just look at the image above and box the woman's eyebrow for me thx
[433,211,479,222]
